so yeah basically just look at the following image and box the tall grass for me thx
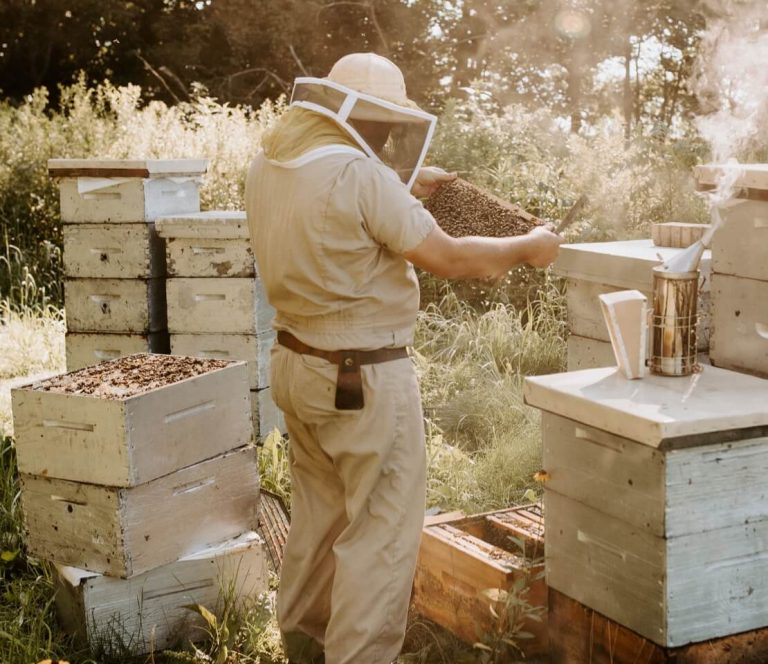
[415,278,566,512]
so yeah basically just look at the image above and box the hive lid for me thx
[155,211,249,239]
[48,158,209,178]
[694,163,768,198]
[524,365,768,449]
[554,239,711,292]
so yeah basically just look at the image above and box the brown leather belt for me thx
[277,331,408,410]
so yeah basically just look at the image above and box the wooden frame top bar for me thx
[48,158,209,178]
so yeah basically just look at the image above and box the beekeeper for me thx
[245,53,562,664]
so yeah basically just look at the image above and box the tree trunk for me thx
[567,57,582,133]
[623,38,632,142]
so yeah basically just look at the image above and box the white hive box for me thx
[694,163,768,282]
[63,223,165,279]
[21,445,260,578]
[566,335,615,371]
[554,240,712,364]
[12,354,252,486]
[524,366,768,647]
[64,278,166,334]
[166,277,274,335]
[65,332,170,371]
[155,211,255,278]
[694,164,768,378]
[710,274,768,377]
[49,159,207,223]
[251,387,286,437]
[55,531,268,654]
[171,330,274,390]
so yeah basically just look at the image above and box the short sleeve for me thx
[357,160,436,254]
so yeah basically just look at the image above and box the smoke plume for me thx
[692,2,768,166]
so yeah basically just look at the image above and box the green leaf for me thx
[522,488,538,503]
[1,550,19,563]
[183,603,218,630]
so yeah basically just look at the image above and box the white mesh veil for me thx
[290,77,437,190]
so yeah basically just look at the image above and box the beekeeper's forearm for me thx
[404,227,537,280]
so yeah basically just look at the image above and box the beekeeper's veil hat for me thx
[290,53,437,189]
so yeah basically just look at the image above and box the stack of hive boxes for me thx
[523,163,768,663]
[553,239,712,370]
[695,164,768,377]
[48,159,207,371]
[11,354,267,653]
[155,211,285,437]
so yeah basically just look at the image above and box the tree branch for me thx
[288,44,311,76]
[135,52,184,104]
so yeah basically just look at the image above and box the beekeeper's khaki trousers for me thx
[270,344,427,664]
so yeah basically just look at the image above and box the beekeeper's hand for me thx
[411,167,457,198]
[525,223,563,268]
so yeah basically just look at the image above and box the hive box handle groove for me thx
[577,529,628,562]
[142,578,215,601]
[43,419,95,432]
[172,477,215,496]
[164,400,216,424]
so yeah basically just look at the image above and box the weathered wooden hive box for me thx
[49,159,207,223]
[554,239,712,370]
[50,158,208,370]
[55,531,268,653]
[524,365,768,649]
[12,354,259,578]
[12,354,252,485]
[412,505,546,656]
[695,164,768,378]
[156,211,284,436]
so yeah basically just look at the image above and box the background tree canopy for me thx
[0,0,711,135]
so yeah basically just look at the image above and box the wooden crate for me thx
[66,332,171,372]
[412,506,546,656]
[155,211,255,278]
[710,273,768,378]
[652,222,711,249]
[171,331,274,390]
[12,354,252,486]
[55,531,268,654]
[549,588,768,664]
[22,445,260,578]
[524,368,768,647]
[63,223,165,279]
[64,278,167,334]
[49,159,207,223]
[251,387,286,437]
[166,277,274,335]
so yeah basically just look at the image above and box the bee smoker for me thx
[649,267,699,376]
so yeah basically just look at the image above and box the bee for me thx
[533,470,550,484]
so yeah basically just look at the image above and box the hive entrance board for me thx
[412,504,546,656]
[425,178,544,238]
